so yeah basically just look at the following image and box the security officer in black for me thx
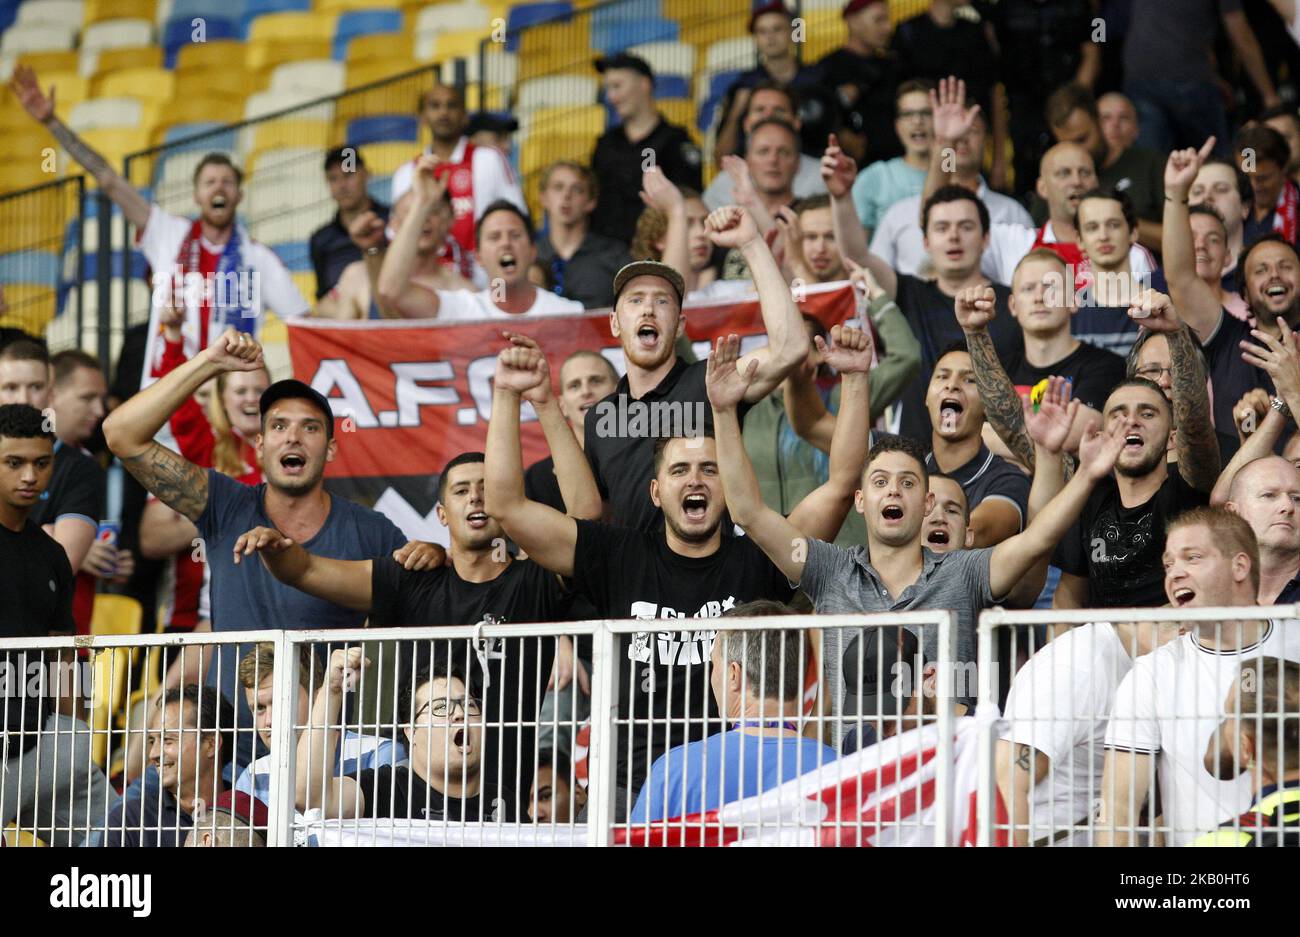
[590,53,702,247]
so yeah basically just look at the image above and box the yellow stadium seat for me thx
[519,130,594,177]
[346,59,421,89]
[245,38,334,75]
[84,0,155,26]
[90,646,131,766]
[800,9,846,61]
[524,103,606,138]
[91,594,144,636]
[293,271,318,305]
[248,11,339,43]
[517,20,587,71]
[91,68,174,107]
[89,45,163,78]
[431,27,490,62]
[347,32,412,65]
[680,18,748,49]
[317,0,403,9]
[246,119,333,156]
[0,283,56,334]
[2,826,49,847]
[174,68,251,100]
[659,99,700,144]
[361,140,418,175]
[78,127,152,168]
[174,39,244,73]
[151,97,244,138]
[34,70,88,113]
[15,49,78,73]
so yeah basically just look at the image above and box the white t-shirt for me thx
[981,219,1157,287]
[434,287,584,322]
[1104,619,1300,846]
[868,181,1033,278]
[1001,623,1133,846]
[138,204,309,385]
[389,137,525,218]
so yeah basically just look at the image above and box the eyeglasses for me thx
[1134,365,1173,380]
[415,697,482,720]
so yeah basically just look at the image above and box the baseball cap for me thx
[595,52,654,82]
[612,260,685,304]
[213,789,269,829]
[842,627,925,717]
[749,0,793,31]
[466,111,519,136]
[259,379,335,439]
[841,0,885,17]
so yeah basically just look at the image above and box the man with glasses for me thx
[298,649,513,821]
[535,161,631,309]
[851,80,935,240]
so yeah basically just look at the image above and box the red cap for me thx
[749,0,793,32]
[213,789,269,829]
[842,0,885,16]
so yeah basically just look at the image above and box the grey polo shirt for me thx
[798,538,997,673]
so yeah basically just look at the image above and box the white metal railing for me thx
[977,605,1300,848]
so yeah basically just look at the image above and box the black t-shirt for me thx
[891,12,997,114]
[524,456,565,513]
[1100,146,1166,224]
[369,557,568,801]
[816,47,904,165]
[584,357,752,532]
[718,64,843,161]
[354,764,516,821]
[0,518,75,743]
[571,520,794,791]
[893,275,1022,443]
[1005,340,1127,413]
[1202,311,1273,464]
[590,117,703,246]
[29,441,103,530]
[1054,469,1209,607]
[309,202,391,298]
[980,0,1092,99]
[925,445,1030,528]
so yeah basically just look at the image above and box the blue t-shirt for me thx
[197,471,406,769]
[95,771,192,848]
[630,729,838,823]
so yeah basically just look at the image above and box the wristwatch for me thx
[1271,396,1292,419]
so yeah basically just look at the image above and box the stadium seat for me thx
[596,16,678,56]
[10,48,78,75]
[243,87,330,121]
[243,117,332,156]
[317,0,401,9]
[238,0,312,36]
[412,2,490,36]
[14,0,84,28]
[92,594,144,637]
[359,141,416,175]
[366,173,391,205]
[345,31,404,65]
[800,8,845,60]
[78,127,153,167]
[291,269,316,304]
[68,98,149,133]
[246,144,324,177]
[85,45,164,79]
[519,102,605,137]
[163,16,237,67]
[332,9,404,60]
[702,36,755,74]
[504,1,572,52]
[171,68,252,103]
[628,39,694,78]
[245,37,333,74]
[0,827,48,847]
[345,58,420,87]
[268,58,346,97]
[84,0,156,26]
[420,26,490,63]
[89,647,132,766]
[247,9,337,42]
[173,37,243,72]
[168,0,242,23]
[519,130,593,176]
[81,19,155,55]
[346,114,419,145]
[91,68,175,107]
[678,17,747,48]
[516,74,596,116]
[658,97,699,141]
[1,24,78,54]
[459,46,516,87]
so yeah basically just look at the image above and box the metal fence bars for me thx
[0,174,85,347]
[977,605,1300,848]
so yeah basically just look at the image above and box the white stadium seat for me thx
[68,97,145,132]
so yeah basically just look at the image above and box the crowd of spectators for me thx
[4,0,1300,846]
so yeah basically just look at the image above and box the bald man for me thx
[1225,455,1300,604]
[922,81,1154,289]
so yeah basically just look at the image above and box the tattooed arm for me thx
[9,67,151,228]
[994,740,1051,847]
[1136,291,1220,491]
[103,329,265,522]
[956,285,1036,471]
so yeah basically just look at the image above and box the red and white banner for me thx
[287,283,856,483]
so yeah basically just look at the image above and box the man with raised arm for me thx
[485,327,872,809]
[8,67,309,383]
[708,330,1128,680]
[583,206,808,531]
[101,328,428,772]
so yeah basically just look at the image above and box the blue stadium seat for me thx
[368,175,392,206]
[239,0,311,38]
[162,123,236,150]
[505,1,573,52]
[591,0,662,27]
[0,251,62,284]
[170,0,244,22]
[79,250,148,283]
[698,71,741,132]
[0,0,20,35]
[270,240,311,272]
[333,10,403,60]
[346,115,419,146]
[164,16,238,68]
[593,18,677,55]
[653,75,688,99]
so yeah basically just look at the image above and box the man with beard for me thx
[583,207,808,531]
[485,329,871,810]
[390,82,525,274]
[7,68,309,381]
[1164,138,1276,459]
[102,330,427,772]
[1100,507,1300,847]
[423,200,584,320]
[1049,291,1221,609]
